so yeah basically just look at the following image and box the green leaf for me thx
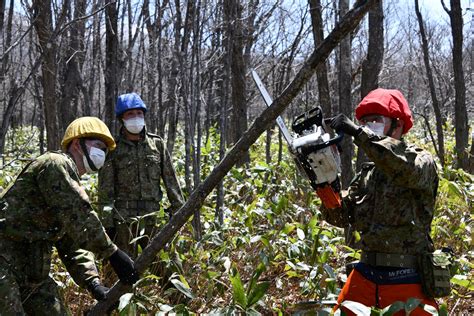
[247,281,270,307]
[381,301,404,315]
[118,293,134,312]
[404,298,422,313]
[322,263,335,279]
[451,274,474,290]
[283,223,295,234]
[171,278,195,299]
[276,195,288,214]
[438,303,448,316]
[230,267,247,308]
[247,262,266,299]
[246,308,262,316]
[447,181,464,199]
[207,271,220,279]
[340,300,371,315]
[253,163,270,172]
[422,303,439,315]
[158,304,174,312]
[297,228,305,240]
[250,235,261,243]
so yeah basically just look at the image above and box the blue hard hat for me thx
[115,92,147,117]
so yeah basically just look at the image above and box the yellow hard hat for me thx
[61,117,116,151]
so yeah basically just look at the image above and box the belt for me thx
[360,251,418,268]
[114,200,157,211]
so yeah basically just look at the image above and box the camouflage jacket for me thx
[98,131,184,222]
[321,127,438,255]
[0,152,117,287]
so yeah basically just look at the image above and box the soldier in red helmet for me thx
[324,88,442,315]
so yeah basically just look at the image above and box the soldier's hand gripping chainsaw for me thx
[251,69,343,209]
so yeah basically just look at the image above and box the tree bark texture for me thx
[88,1,378,313]
[414,0,445,166]
[58,0,87,135]
[443,0,469,170]
[308,0,332,116]
[225,0,250,165]
[356,0,384,172]
[32,0,59,150]
[338,0,354,188]
[104,0,119,135]
[360,0,383,98]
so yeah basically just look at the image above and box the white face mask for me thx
[83,147,106,173]
[124,117,145,134]
[366,121,386,136]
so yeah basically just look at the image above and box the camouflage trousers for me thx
[0,257,70,316]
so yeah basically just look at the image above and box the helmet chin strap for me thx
[79,138,98,171]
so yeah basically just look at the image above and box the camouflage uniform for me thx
[321,126,438,255]
[98,131,183,256]
[0,152,117,315]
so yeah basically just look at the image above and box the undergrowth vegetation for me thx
[0,125,472,315]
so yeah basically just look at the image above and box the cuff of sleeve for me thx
[102,243,118,259]
[354,126,377,146]
[87,277,101,291]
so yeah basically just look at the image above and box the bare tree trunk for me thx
[156,2,165,136]
[86,0,101,116]
[0,0,14,153]
[216,0,230,226]
[104,0,119,135]
[356,0,384,172]
[58,0,87,133]
[414,0,445,166]
[442,0,469,170]
[225,0,249,165]
[360,0,383,97]
[143,0,158,133]
[0,0,12,81]
[31,0,60,150]
[338,0,354,188]
[0,0,5,36]
[191,0,203,240]
[166,0,182,154]
[309,0,332,116]
[0,82,23,154]
[87,2,378,312]
[469,132,474,174]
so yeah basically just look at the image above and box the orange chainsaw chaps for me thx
[316,185,342,209]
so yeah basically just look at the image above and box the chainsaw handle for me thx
[296,132,344,155]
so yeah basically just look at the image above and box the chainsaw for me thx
[251,69,343,209]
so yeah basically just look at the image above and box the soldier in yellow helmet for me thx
[0,117,138,315]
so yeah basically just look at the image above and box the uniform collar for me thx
[118,129,148,146]
[62,151,80,175]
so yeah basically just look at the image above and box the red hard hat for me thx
[355,88,413,134]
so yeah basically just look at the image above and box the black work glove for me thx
[87,278,109,301]
[325,114,361,137]
[109,249,139,285]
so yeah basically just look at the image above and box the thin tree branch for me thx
[413,111,440,161]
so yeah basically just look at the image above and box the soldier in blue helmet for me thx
[98,92,184,258]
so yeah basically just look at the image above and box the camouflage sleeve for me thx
[56,236,99,289]
[36,158,118,259]
[98,154,115,228]
[158,139,184,212]
[354,127,438,192]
